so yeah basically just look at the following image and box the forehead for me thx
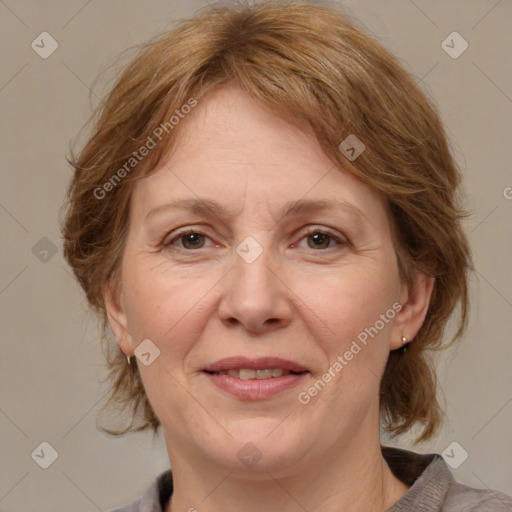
[130,86,387,223]
[168,86,329,173]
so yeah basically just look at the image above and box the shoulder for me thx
[443,477,512,511]
[107,498,140,512]
[106,469,174,512]
[383,446,512,511]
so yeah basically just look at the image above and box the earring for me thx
[401,336,408,352]
[126,354,131,365]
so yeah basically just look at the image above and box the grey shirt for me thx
[108,446,512,511]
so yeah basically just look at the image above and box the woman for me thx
[61,1,512,511]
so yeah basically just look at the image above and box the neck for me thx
[165,423,409,512]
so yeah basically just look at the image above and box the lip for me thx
[204,372,308,400]
[202,356,308,373]
[202,356,309,400]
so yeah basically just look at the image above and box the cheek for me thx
[283,265,398,443]
[293,264,398,418]
[121,256,221,357]
[306,266,395,333]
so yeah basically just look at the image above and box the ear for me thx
[389,272,435,350]
[103,277,134,357]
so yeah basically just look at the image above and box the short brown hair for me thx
[62,0,472,442]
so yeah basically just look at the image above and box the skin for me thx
[105,86,434,512]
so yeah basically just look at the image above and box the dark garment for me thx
[107,446,512,511]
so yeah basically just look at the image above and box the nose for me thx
[217,243,293,334]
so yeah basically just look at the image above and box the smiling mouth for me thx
[204,368,306,380]
[203,362,309,400]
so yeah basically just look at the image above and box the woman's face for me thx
[106,86,427,476]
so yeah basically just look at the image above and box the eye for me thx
[293,228,346,251]
[164,229,215,250]
[163,227,347,252]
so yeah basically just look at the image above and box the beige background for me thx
[0,0,511,510]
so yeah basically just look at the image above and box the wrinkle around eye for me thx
[160,230,351,260]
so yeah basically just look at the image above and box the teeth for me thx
[239,369,257,380]
[256,369,273,379]
[212,368,296,379]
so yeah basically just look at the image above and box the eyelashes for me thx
[163,226,348,253]
[292,228,346,250]
[165,229,212,250]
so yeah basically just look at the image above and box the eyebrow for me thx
[145,197,367,224]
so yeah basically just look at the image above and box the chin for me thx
[209,419,308,473]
